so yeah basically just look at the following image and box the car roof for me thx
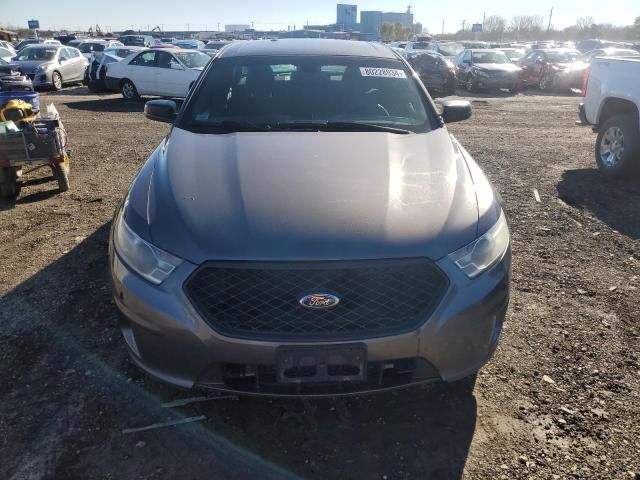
[218,39,397,59]
[23,44,62,49]
[469,49,501,53]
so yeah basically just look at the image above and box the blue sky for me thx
[1,0,636,34]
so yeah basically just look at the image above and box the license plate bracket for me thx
[276,344,367,384]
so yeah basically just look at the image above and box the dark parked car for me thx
[407,51,457,96]
[425,42,464,60]
[453,49,522,93]
[519,48,586,91]
[110,39,511,397]
[117,35,156,47]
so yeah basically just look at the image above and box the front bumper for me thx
[110,241,511,397]
[30,71,53,88]
[474,74,520,90]
[105,76,121,92]
[553,70,584,89]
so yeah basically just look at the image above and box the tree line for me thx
[436,15,640,42]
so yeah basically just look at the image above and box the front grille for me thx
[185,259,448,340]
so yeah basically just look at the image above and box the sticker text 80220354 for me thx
[359,67,407,79]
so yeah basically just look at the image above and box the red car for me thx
[519,48,587,92]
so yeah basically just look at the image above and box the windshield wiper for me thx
[190,120,276,132]
[275,121,412,134]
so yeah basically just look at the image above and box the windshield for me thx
[174,51,210,68]
[438,43,463,56]
[175,41,198,49]
[501,49,525,60]
[546,51,583,63]
[16,47,57,61]
[206,42,228,49]
[120,36,145,46]
[179,55,433,134]
[472,51,510,64]
[410,42,430,50]
[80,43,105,53]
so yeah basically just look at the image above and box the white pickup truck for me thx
[578,57,640,177]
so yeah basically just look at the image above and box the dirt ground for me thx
[1,87,639,480]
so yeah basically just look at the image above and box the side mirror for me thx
[144,99,177,123]
[170,62,184,70]
[59,56,69,62]
[440,100,472,123]
[463,59,471,65]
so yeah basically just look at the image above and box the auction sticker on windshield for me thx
[359,67,407,78]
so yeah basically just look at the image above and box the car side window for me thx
[463,51,471,63]
[130,51,156,67]
[155,51,179,69]
[67,48,80,58]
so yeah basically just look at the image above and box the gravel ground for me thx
[1,87,639,480]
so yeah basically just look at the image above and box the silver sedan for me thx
[11,45,87,90]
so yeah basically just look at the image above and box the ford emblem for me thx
[299,293,340,309]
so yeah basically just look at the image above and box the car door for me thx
[66,47,85,81]
[457,50,472,80]
[125,51,157,94]
[519,52,537,83]
[530,52,547,83]
[56,48,76,82]
[153,51,187,96]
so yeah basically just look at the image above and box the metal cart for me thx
[0,119,70,199]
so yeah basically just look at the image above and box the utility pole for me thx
[442,18,445,36]
[462,19,466,32]
[547,6,554,36]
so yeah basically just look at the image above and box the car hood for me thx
[475,63,521,73]
[13,60,52,72]
[141,127,483,264]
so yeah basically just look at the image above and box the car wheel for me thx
[0,167,20,199]
[121,79,139,100]
[465,75,477,93]
[51,71,63,91]
[595,114,640,177]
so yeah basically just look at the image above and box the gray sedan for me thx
[12,45,87,90]
[110,39,511,397]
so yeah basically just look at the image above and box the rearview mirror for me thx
[440,100,472,123]
[144,99,178,124]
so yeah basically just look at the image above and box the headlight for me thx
[448,211,510,278]
[35,63,53,73]
[113,198,182,285]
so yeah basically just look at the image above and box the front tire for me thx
[121,79,139,100]
[51,71,63,91]
[595,114,640,177]
[0,167,20,199]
